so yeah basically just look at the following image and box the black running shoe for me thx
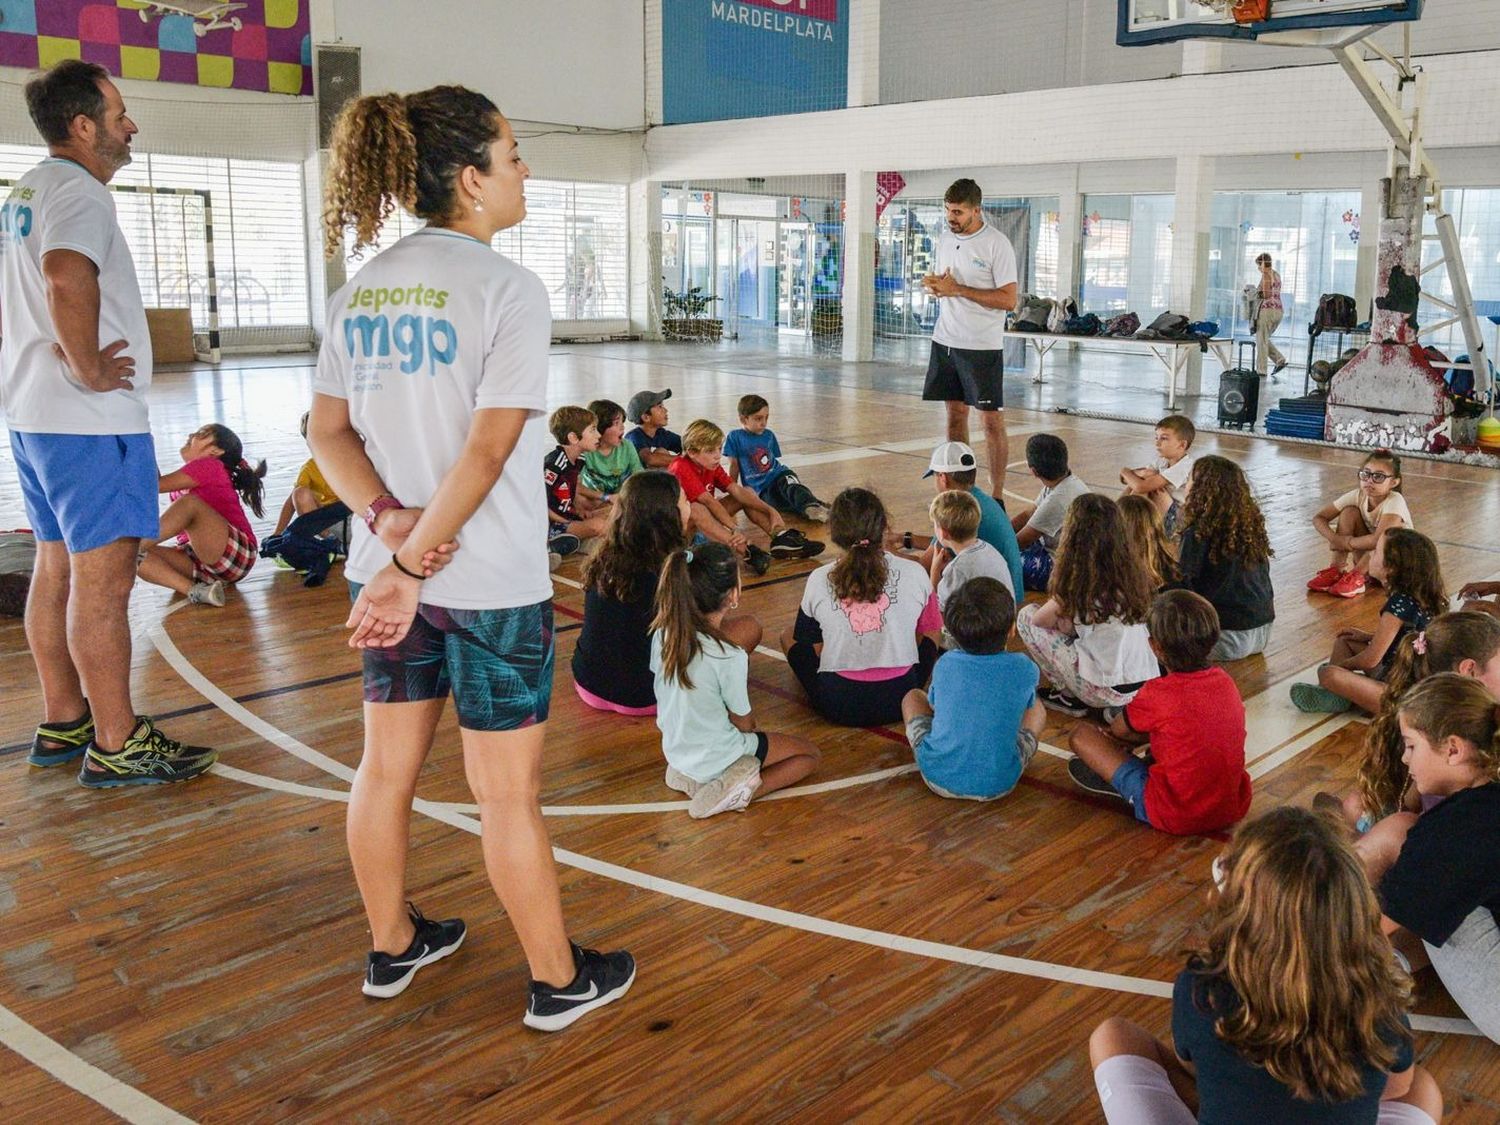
[524,941,636,1032]
[1039,687,1089,717]
[28,708,94,767]
[746,543,773,576]
[769,529,808,557]
[77,717,216,788]
[1068,757,1127,800]
[551,532,582,558]
[362,904,466,998]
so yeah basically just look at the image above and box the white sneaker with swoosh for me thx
[524,941,636,1031]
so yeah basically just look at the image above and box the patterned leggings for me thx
[1015,603,1139,709]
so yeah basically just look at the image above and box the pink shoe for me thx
[1307,566,1344,592]
[1328,570,1367,598]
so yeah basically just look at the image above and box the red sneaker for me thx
[1307,566,1344,592]
[1328,570,1368,598]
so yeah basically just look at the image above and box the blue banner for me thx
[662,0,849,124]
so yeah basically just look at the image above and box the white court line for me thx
[210,759,1481,1038]
[0,1003,195,1124]
[791,428,1040,470]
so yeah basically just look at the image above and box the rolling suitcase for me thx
[1217,340,1260,430]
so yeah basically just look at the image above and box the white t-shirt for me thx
[650,632,759,784]
[1332,488,1413,534]
[1027,474,1091,551]
[313,227,552,610]
[1076,618,1160,691]
[800,553,933,673]
[0,158,151,434]
[937,539,1012,612]
[931,221,1018,351]
[1149,453,1195,504]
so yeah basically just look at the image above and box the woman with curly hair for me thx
[1015,492,1159,715]
[1088,806,1441,1124]
[1173,456,1275,661]
[310,85,633,1029]
[573,470,760,715]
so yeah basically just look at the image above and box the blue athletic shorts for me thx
[9,430,159,554]
[1111,755,1153,825]
[350,585,555,732]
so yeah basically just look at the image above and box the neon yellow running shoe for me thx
[77,717,217,789]
[28,709,95,767]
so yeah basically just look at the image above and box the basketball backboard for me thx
[1118,0,1424,47]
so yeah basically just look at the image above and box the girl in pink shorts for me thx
[137,423,267,606]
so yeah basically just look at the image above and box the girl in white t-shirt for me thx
[781,488,944,727]
[651,543,819,818]
[310,85,632,1030]
[1016,492,1160,715]
[1309,448,1412,600]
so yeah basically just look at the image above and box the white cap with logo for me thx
[923,441,978,478]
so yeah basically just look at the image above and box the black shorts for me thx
[923,342,1004,411]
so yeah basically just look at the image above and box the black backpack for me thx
[1312,293,1358,333]
[1063,312,1103,336]
[1012,297,1053,332]
[1135,312,1190,340]
[259,503,350,588]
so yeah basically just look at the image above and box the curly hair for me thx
[322,86,501,259]
[1357,611,1500,817]
[1178,455,1273,566]
[1051,493,1155,625]
[1193,807,1412,1103]
[583,471,686,602]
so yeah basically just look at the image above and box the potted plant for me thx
[662,286,723,342]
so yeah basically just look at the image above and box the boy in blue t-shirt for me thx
[901,577,1045,800]
[723,394,830,522]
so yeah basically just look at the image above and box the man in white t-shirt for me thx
[2,61,214,787]
[921,179,1019,501]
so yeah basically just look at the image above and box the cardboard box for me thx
[145,307,196,364]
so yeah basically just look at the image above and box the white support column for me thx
[629,180,662,339]
[1169,154,1215,397]
[847,0,881,109]
[1354,177,1382,320]
[843,170,876,363]
[1055,167,1082,302]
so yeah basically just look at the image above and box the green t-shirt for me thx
[581,440,643,494]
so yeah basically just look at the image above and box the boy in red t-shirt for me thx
[1067,589,1251,835]
[669,418,822,576]
[544,405,609,558]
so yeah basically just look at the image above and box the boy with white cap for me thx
[900,442,1024,598]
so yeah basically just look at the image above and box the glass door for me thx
[779,221,813,333]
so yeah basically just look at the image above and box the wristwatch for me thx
[363,494,403,534]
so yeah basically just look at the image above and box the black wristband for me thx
[391,552,426,580]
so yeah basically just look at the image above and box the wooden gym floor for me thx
[2,346,1499,1123]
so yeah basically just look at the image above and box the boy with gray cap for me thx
[623,388,682,469]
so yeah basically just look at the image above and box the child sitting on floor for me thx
[670,419,822,576]
[1010,433,1090,592]
[902,577,1045,801]
[1359,673,1500,1044]
[909,442,1024,597]
[1090,807,1440,1125]
[544,405,609,557]
[1068,589,1251,834]
[1117,494,1179,590]
[1119,414,1195,535]
[723,394,830,522]
[929,489,1012,612]
[581,398,643,499]
[783,487,943,727]
[1308,447,1412,599]
[272,410,347,540]
[1172,456,1275,661]
[137,424,267,607]
[651,542,820,819]
[1292,528,1447,714]
[574,470,766,716]
[623,388,683,469]
[1016,493,1159,716]
[1317,611,1500,833]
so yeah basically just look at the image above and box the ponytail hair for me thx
[201,423,267,518]
[323,85,503,258]
[1398,673,1500,781]
[651,542,739,690]
[1357,611,1500,816]
[828,487,889,604]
